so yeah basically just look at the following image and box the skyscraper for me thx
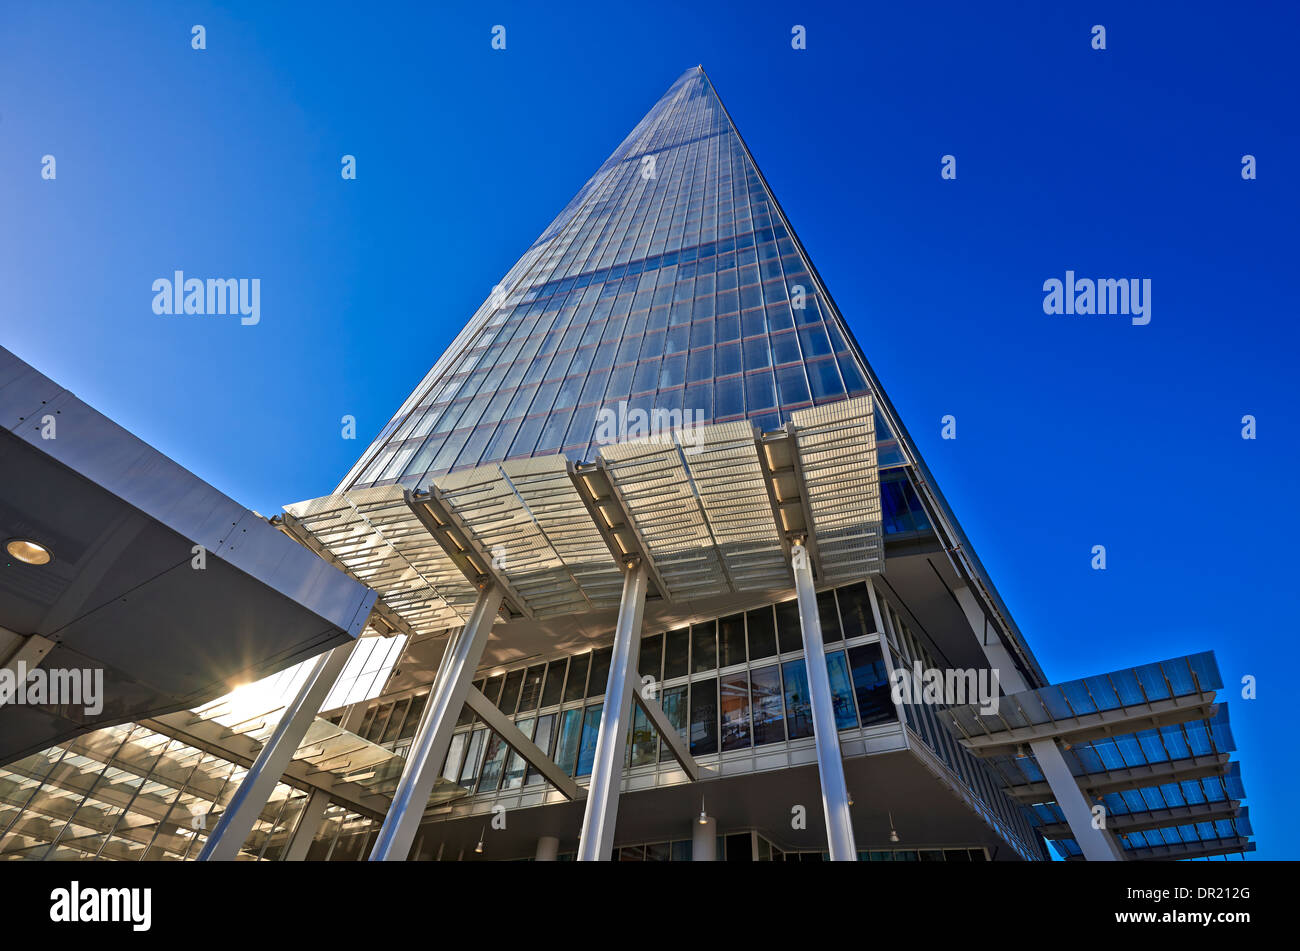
[0,67,1253,864]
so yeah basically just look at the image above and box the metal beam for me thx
[1030,737,1123,861]
[142,710,390,819]
[956,694,1219,757]
[282,788,332,861]
[464,686,585,801]
[568,462,671,602]
[197,639,359,860]
[630,671,700,782]
[1039,799,1241,838]
[791,541,855,860]
[407,489,533,620]
[368,584,503,861]
[577,559,648,861]
[1007,753,1233,804]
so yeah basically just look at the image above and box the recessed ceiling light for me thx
[6,538,52,565]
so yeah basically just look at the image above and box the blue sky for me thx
[2,2,1296,858]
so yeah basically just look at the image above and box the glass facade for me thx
[345,66,875,491]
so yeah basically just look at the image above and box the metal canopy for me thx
[282,395,884,638]
[282,486,483,633]
[0,347,376,767]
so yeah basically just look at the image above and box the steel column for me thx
[197,639,358,860]
[282,788,332,861]
[1031,737,1123,861]
[791,542,857,861]
[576,559,648,861]
[368,585,503,861]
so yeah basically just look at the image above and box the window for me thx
[658,685,689,762]
[775,600,802,653]
[747,606,777,660]
[689,678,719,755]
[664,629,690,679]
[576,704,604,776]
[720,672,751,751]
[691,621,717,673]
[750,665,785,745]
[849,644,896,726]
[781,660,814,739]
[563,654,590,703]
[541,659,567,707]
[718,613,745,667]
[554,709,583,776]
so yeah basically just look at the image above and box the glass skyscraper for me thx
[0,67,1253,866]
[340,66,883,492]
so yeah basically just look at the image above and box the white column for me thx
[576,559,648,861]
[282,788,332,861]
[692,816,716,861]
[197,639,357,861]
[535,834,559,861]
[1031,738,1123,861]
[791,542,857,861]
[368,585,503,861]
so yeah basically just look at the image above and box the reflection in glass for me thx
[525,714,556,785]
[720,673,751,751]
[719,613,745,667]
[663,629,690,678]
[689,678,718,755]
[564,654,590,703]
[749,665,785,745]
[781,660,814,739]
[576,704,604,776]
[775,600,802,653]
[826,651,858,729]
[554,709,583,776]
[691,621,717,672]
[658,685,689,762]
[849,644,896,725]
[541,659,567,707]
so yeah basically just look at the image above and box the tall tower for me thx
[339,66,885,493]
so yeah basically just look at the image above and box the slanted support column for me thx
[576,558,648,861]
[1031,738,1124,861]
[790,541,857,861]
[282,788,332,861]
[368,585,504,861]
[198,639,358,861]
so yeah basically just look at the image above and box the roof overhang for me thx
[0,347,377,766]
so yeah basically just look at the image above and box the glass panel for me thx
[518,665,546,712]
[441,732,467,782]
[630,704,657,766]
[689,678,719,756]
[477,732,509,792]
[749,665,786,746]
[563,654,590,703]
[458,729,487,786]
[746,606,777,660]
[554,709,583,776]
[588,647,613,698]
[541,659,567,707]
[576,704,604,776]
[781,659,814,739]
[720,672,752,751]
[663,628,690,679]
[775,600,802,653]
[817,589,842,642]
[525,714,556,785]
[848,643,896,726]
[691,621,717,673]
[837,583,874,638]
[826,651,858,729]
[498,669,524,714]
[718,613,746,667]
[639,633,663,680]
[658,685,689,762]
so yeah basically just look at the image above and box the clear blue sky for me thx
[2,2,1296,858]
